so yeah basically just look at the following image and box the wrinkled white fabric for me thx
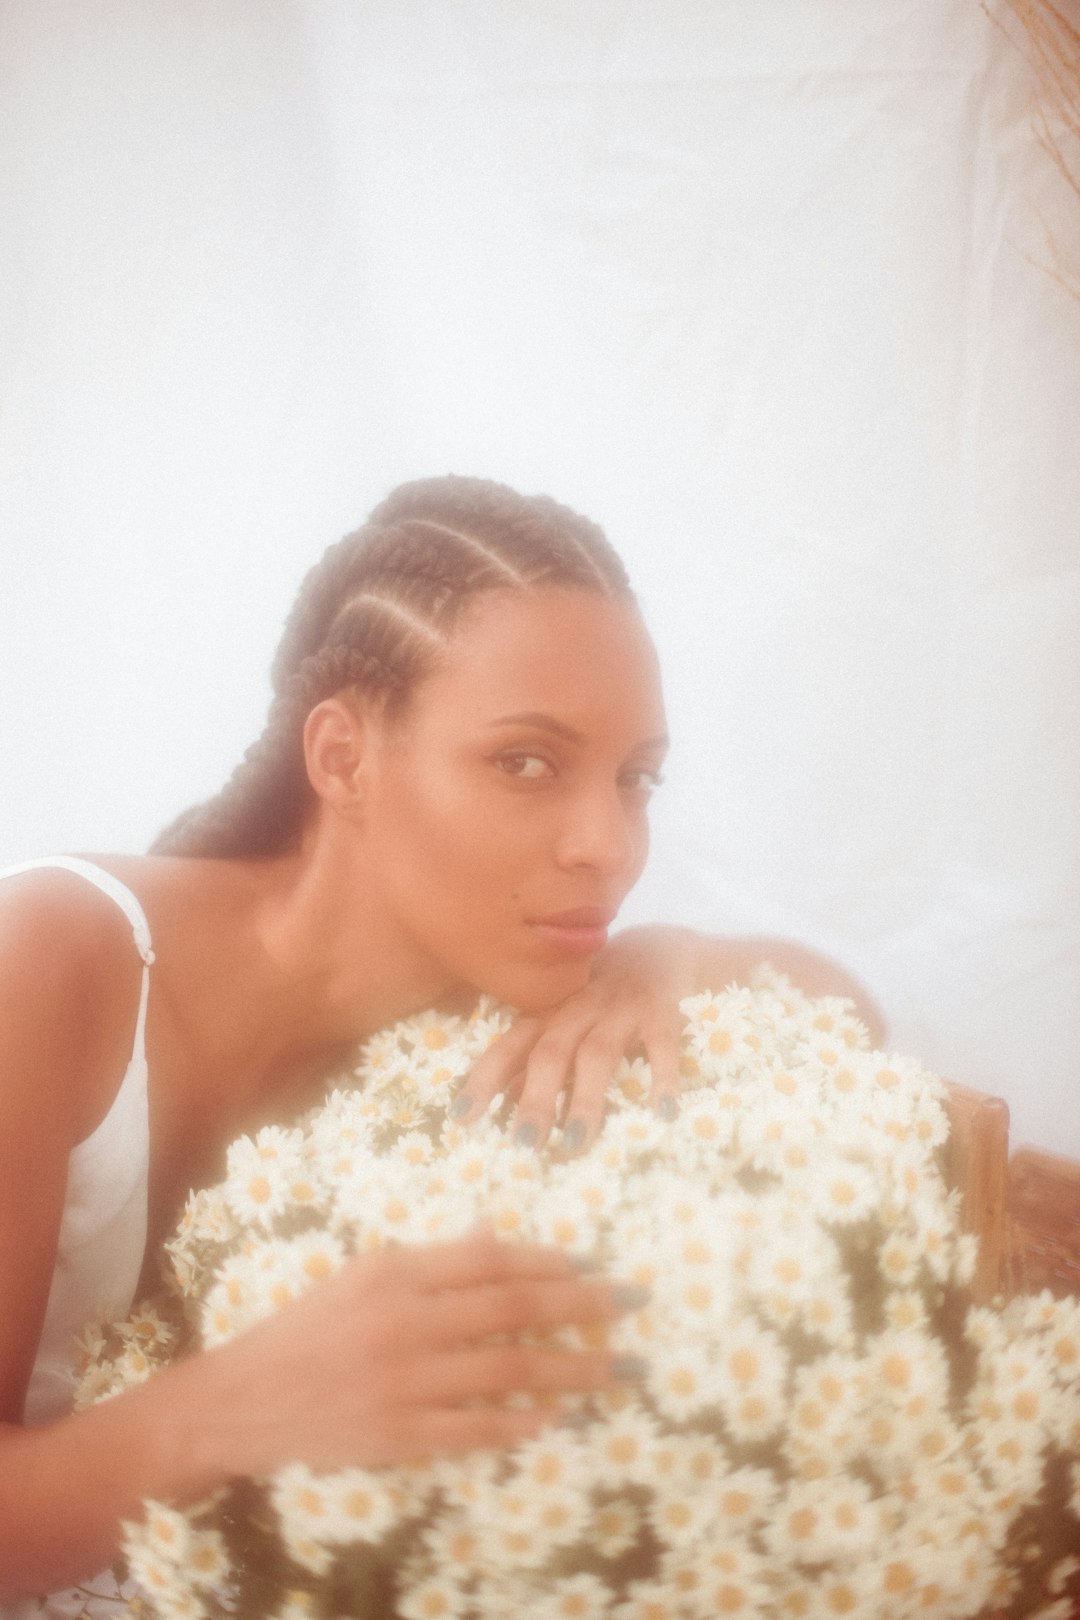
[0,4,1076,1155]
[0,858,150,1619]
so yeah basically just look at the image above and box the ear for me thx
[303,693,375,822]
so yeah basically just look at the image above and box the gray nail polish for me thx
[657,1095,678,1121]
[611,1354,649,1382]
[449,1093,473,1119]
[514,1121,538,1149]
[561,1118,587,1153]
[612,1283,652,1312]
[568,1253,599,1273]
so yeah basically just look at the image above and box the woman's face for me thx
[356,587,667,1011]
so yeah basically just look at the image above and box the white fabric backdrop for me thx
[1,0,1078,1153]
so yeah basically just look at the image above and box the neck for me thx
[165,838,459,1105]
[258,849,458,1042]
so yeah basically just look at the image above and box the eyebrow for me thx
[488,711,669,752]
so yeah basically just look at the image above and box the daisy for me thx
[714,1321,787,1443]
[809,1157,878,1226]
[396,1576,468,1620]
[318,1466,399,1544]
[672,1092,738,1162]
[542,1488,594,1547]
[587,1495,642,1560]
[883,1288,928,1332]
[150,1589,211,1620]
[118,1303,175,1353]
[593,1404,659,1488]
[810,1475,881,1563]
[512,1430,590,1494]
[650,1341,719,1425]
[674,1432,729,1491]
[612,1578,683,1620]
[802,1278,854,1346]
[392,1129,436,1169]
[612,1054,652,1105]
[222,1155,292,1228]
[708,1466,777,1533]
[139,1501,192,1564]
[746,1219,826,1310]
[532,1573,611,1620]
[421,1515,482,1579]
[279,1533,335,1578]
[698,1560,772,1619]
[878,1233,921,1288]
[270,1463,338,1547]
[185,1529,230,1591]
[602,1105,668,1158]
[284,1229,348,1288]
[123,1536,190,1606]
[399,1009,458,1054]
[533,1193,597,1258]
[1048,1320,1080,1385]
[267,1594,318,1620]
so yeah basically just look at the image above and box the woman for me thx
[0,475,882,1605]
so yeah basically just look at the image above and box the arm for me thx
[0,882,630,1596]
[456,924,887,1151]
[1,1235,629,1592]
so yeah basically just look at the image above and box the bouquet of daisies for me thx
[79,973,1080,1620]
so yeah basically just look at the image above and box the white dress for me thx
[1,857,153,1619]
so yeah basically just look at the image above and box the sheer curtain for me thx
[1,0,1077,1152]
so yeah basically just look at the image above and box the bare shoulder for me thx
[0,863,152,1142]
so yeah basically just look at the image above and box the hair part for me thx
[152,475,633,859]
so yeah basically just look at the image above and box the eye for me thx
[493,751,555,780]
[620,766,665,795]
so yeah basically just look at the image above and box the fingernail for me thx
[611,1354,649,1382]
[568,1254,599,1273]
[514,1121,538,1149]
[449,1093,473,1119]
[561,1118,587,1153]
[611,1283,652,1312]
[657,1095,678,1121]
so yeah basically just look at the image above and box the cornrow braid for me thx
[153,475,632,859]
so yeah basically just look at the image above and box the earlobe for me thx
[303,696,370,821]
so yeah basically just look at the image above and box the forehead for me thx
[413,588,666,740]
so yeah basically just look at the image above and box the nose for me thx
[554,781,646,883]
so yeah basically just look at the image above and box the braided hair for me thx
[152,475,633,858]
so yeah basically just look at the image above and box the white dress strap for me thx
[0,855,155,964]
[0,855,156,1068]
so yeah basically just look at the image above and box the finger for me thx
[394,1274,622,1351]
[509,1008,614,1148]
[406,1342,616,1405]
[641,1010,684,1119]
[448,1018,541,1124]
[395,1403,554,1459]
[556,1014,640,1155]
[384,1230,585,1294]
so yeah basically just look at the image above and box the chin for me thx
[492,958,595,1015]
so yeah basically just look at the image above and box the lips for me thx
[526,906,616,955]
[531,907,617,930]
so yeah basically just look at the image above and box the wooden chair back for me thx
[942,1079,1010,1303]
[1007,1145,1080,1298]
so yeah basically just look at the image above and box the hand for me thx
[214,1228,639,1475]
[453,926,701,1154]
[450,926,886,1154]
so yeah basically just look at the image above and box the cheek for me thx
[381,772,535,903]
